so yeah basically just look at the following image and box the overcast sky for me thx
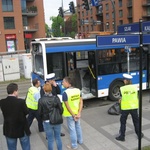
[43,0,76,27]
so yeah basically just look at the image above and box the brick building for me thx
[0,0,45,53]
[76,0,150,38]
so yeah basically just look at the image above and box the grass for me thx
[0,75,30,84]
[141,146,150,150]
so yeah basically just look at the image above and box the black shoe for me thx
[115,136,125,141]
[137,133,144,139]
[60,133,65,136]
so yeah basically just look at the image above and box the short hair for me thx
[63,76,73,85]
[7,83,18,94]
[32,79,39,86]
[43,83,52,93]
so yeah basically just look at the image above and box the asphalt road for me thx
[0,79,150,125]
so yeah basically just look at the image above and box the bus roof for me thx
[32,37,73,41]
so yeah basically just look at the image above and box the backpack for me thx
[108,102,121,115]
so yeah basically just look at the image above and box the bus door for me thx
[88,51,97,97]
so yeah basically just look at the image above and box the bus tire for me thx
[109,81,124,101]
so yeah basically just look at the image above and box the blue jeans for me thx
[66,116,83,149]
[43,121,62,150]
[5,134,30,150]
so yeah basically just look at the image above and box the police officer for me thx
[116,74,144,141]
[26,79,44,132]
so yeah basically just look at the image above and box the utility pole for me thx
[62,0,66,36]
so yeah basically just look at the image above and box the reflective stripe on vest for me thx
[26,87,39,110]
[63,88,80,117]
[120,85,138,110]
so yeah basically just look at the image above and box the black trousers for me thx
[27,108,44,132]
[119,109,139,137]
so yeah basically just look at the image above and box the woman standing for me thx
[38,83,63,150]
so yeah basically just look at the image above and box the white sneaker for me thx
[67,145,78,149]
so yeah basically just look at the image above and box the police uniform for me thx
[116,74,143,141]
[26,85,44,132]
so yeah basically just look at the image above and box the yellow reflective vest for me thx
[120,84,139,110]
[62,88,80,117]
[26,86,39,110]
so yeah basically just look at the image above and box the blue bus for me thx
[31,37,149,101]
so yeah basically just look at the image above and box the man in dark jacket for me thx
[0,83,31,150]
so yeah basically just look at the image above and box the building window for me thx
[2,0,13,12]
[119,10,123,18]
[82,11,84,17]
[90,8,93,15]
[119,20,123,25]
[119,0,122,7]
[106,22,109,30]
[106,4,109,11]
[23,16,28,26]
[86,10,88,16]
[147,7,150,15]
[112,12,114,19]
[21,0,27,13]
[106,13,109,20]
[4,17,15,29]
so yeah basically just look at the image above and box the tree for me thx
[45,23,51,37]
[50,16,64,37]
[65,14,77,38]
[50,14,77,38]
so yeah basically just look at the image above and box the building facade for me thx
[76,0,150,38]
[0,0,45,53]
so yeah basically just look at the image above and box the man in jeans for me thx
[62,76,83,149]
[0,83,31,150]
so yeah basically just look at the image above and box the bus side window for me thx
[68,52,74,70]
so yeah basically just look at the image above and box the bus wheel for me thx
[109,81,124,101]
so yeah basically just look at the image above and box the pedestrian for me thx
[40,73,65,137]
[0,83,31,150]
[26,78,44,132]
[62,76,83,149]
[115,73,144,141]
[38,83,63,150]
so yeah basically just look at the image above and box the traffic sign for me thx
[118,21,150,34]
[91,0,101,6]
[143,34,150,45]
[142,21,150,33]
[96,35,140,48]
[117,22,139,34]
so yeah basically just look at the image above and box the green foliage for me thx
[50,16,64,37]
[50,14,77,38]
[45,23,51,37]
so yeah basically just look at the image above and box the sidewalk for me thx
[1,99,150,150]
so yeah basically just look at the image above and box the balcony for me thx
[22,6,38,17]
[127,13,132,19]
[23,24,38,32]
[127,0,132,7]
[143,0,150,6]
[96,10,103,16]
[142,12,150,18]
